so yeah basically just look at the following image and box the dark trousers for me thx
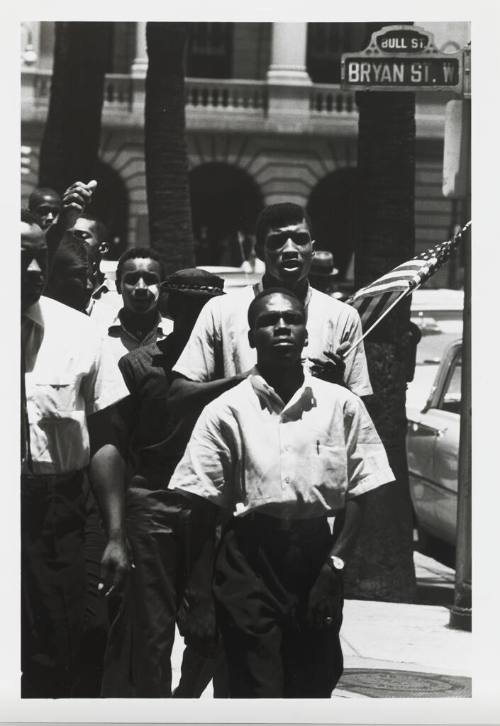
[21,471,87,698]
[72,481,109,697]
[213,514,344,699]
[101,486,217,698]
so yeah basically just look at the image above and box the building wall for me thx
[22,121,457,270]
[21,21,468,271]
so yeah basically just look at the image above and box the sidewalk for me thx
[171,551,472,698]
[335,551,471,698]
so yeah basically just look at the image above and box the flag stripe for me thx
[348,227,468,332]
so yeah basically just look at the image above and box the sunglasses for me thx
[265,231,312,251]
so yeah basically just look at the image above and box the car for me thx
[195,265,263,290]
[406,338,462,548]
[407,288,463,411]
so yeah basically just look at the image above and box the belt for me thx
[241,511,325,533]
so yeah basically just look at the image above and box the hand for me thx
[177,589,217,657]
[306,563,344,629]
[61,179,98,229]
[98,535,130,598]
[308,341,350,386]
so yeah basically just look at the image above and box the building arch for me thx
[307,168,358,280]
[189,162,264,266]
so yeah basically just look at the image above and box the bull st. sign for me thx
[341,25,463,93]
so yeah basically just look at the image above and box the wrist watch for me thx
[327,555,345,571]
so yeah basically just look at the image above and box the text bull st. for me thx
[346,58,459,87]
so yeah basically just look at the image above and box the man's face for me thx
[119,258,162,315]
[31,194,61,231]
[21,221,48,311]
[71,217,98,246]
[263,219,314,284]
[249,293,307,368]
[70,218,108,255]
[52,257,94,312]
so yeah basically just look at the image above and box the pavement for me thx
[170,550,472,699]
[334,551,471,698]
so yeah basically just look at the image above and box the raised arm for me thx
[167,373,246,416]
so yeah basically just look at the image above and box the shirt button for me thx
[284,477,291,484]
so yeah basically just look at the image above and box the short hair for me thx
[21,208,43,228]
[247,287,305,328]
[28,187,61,210]
[116,246,165,286]
[255,203,312,256]
[76,214,109,245]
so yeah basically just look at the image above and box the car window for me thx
[411,312,462,366]
[437,350,462,415]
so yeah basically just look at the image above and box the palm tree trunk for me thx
[344,91,417,602]
[145,22,195,274]
[38,22,111,192]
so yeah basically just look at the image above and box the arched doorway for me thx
[87,160,129,259]
[189,162,263,267]
[307,168,358,280]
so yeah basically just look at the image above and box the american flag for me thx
[347,222,470,333]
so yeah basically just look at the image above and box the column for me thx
[266,23,311,119]
[21,21,40,67]
[21,22,41,110]
[131,22,148,76]
[267,22,311,85]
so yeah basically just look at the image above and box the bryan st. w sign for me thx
[341,25,463,93]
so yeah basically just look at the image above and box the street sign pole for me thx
[449,95,471,631]
[342,26,471,627]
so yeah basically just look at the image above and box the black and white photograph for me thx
[3,0,499,722]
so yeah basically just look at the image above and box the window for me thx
[186,23,233,79]
[306,23,377,84]
[438,349,462,415]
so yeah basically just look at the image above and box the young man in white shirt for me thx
[21,210,130,697]
[168,203,372,417]
[103,247,173,361]
[170,288,394,698]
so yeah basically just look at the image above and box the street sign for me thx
[341,25,463,94]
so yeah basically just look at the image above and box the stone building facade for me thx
[20,21,470,285]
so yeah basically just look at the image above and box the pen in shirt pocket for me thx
[316,440,320,455]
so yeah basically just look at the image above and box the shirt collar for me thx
[23,299,44,328]
[108,309,167,337]
[248,368,316,415]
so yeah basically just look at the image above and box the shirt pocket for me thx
[28,378,77,421]
[309,438,347,494]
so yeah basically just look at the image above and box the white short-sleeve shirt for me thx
[170,372,393,519]
[23,296,129,475]
[172,284,372,397]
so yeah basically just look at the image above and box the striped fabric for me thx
[347,222,470,332]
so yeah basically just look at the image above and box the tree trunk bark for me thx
[38,22,111,192]
[145,22,194,274]
[344,91,417,602]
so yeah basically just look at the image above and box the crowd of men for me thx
[20,180,394,699]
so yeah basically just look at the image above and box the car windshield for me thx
[407,293,463,412]
[412,309,463,366]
